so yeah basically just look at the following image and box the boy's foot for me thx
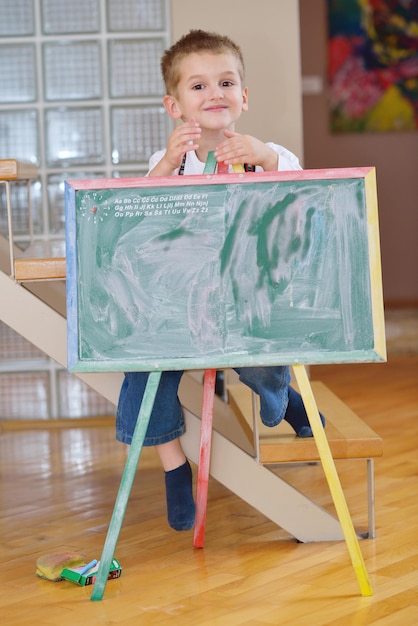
[284,386,326,438]
[164,460,195,531]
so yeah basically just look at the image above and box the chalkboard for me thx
[65,167,386,372]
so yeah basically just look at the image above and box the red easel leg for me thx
[193,368,216,548]
[217,161,229,174]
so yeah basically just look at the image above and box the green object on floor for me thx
[61,558,122,586]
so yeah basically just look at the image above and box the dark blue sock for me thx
[284,386,326,438]
[164,460,195,531]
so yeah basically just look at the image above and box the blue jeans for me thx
[116,366,290,446]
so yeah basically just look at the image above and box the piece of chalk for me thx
[79,559,98,576]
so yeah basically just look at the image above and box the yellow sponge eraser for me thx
[36,551,88,581]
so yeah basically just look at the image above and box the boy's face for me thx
[163,51,248,131]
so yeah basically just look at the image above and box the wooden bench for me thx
[227,380,383,538]
[0,159,66,281]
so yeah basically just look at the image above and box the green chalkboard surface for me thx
[65,168,386,372]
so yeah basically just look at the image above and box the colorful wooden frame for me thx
[65,167,385,373]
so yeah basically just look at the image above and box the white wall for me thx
[169,0,304,162]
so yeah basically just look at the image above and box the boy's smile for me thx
[163,52,248,133]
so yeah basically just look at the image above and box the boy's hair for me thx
[161,29,245,96]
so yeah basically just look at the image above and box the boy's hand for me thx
[214,129,278,172]
[149,119,201,176]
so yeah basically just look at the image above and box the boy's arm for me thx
[214,130,301,172]
[148,120,201,177]
[257,145,279,172]
[148,154,178,177]
[269,142,302,171]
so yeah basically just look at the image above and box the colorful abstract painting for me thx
[327,0,418,132]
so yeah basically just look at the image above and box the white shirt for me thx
[147,142,302,175]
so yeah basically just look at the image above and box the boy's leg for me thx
[116,371,195,530]
[155,437,187,471]
[234,366,325,437]
[284,385,326,437]
[158,439,195,531]
[116,371,185,447]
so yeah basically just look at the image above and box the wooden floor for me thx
[1,355,418,625]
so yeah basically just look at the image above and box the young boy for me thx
[116,29,325,532]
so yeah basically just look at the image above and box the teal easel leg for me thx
[90,371,162,601]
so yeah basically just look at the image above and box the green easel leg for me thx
[90,371,162,601]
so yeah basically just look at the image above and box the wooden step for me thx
[227,381,383,464]
[0,158,38,181]
[0,159,65,281]
[13,240,66,281]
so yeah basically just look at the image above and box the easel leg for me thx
[292,364,373,597]
[91,371,162,601]
[193,369,216,548]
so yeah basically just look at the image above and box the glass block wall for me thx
[0,0,171,419]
